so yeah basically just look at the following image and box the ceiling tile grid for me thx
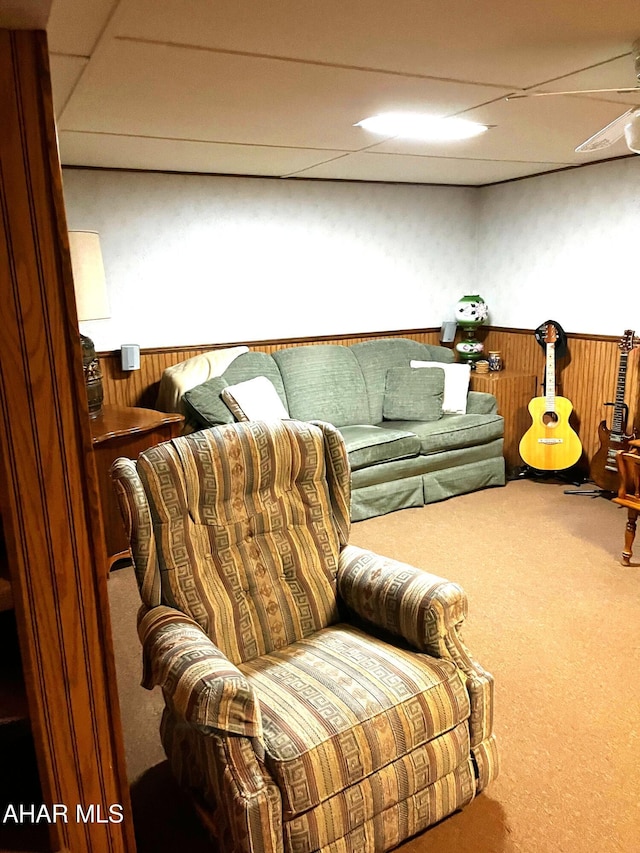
[46,0,640,185]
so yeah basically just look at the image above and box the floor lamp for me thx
[68,231,110,418]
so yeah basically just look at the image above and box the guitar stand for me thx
[518,465,614,497]
[516,465,586,487]
[563,482,615,499]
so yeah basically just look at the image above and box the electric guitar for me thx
[519,322,583,471]
[589,329,637,492]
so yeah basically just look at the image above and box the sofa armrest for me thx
[337,544,467,657]
[138,606,263,741]
[466,390,498,415]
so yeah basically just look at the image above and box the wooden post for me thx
[0,28,135,852]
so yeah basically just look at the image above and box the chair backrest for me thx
[111,419,351,664]
[615,446,640,506]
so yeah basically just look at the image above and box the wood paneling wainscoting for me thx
[479,327,640,469]
[99,326,640,473]
[98,329,444,409]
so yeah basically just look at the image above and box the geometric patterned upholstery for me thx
[126,420,350,664]
[283,736,474,853]
[240,624,471,818]
[111,419,498,853]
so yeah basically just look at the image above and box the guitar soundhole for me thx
[542,411,559,427]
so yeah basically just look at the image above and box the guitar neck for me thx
[545,342,556,410]
[611,351,629,437]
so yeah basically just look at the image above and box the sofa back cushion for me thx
[223,351,289,410]
[181,351,289,429]
[351,338,454,423]
[134,420,347,664]
[221,376,290,421]
[273,345,370,427]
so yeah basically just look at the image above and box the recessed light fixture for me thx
[355,112,489,141]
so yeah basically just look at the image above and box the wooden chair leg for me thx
[622,508,639,567]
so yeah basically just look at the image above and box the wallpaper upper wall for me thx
[63,156,640,351]
[476,157,640,336]
[62,170,477,350]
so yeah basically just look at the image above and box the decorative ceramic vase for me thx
[454,294,488,365]
[455,337,485,362]
[454,294,488,328]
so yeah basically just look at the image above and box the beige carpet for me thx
[108,479,640,852]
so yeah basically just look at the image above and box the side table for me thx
[470,370,537,475]
[90,405,184,571]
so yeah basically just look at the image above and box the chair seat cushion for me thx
[338,425,421,470]
[239,624,470,818]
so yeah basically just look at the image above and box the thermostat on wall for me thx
[121,344,140,371]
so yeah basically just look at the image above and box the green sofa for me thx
[179,337,505,520]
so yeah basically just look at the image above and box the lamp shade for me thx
[624,110,640,154]
[68,230,110,321]
[68,230,109,418]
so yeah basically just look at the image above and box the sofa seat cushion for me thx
[338,425,421,470]
[380,413,504,454]
[240,624,470,818]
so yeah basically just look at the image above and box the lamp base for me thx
[455,328,485,365]
[80,333,104,418]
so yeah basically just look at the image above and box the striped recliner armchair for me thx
[111,419,498,853]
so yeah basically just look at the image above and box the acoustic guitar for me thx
[589,329,637,492]
[519,322,582,471]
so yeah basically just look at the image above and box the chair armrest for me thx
[337,544,467,657]
[337,545,496,751]
[138,606,262,741]
[466,390,498,415]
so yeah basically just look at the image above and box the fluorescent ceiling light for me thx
[355,112,489,141]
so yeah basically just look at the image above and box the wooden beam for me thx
[0,29,135,852]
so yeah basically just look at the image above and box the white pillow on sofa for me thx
[221,376,289,421]
[410,360,471,414]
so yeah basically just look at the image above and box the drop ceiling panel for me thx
[45,0,640,185]
[46,0,118,56]
[0,0,50,29]
[48,53,87,118]
[527,54,640,105]
[58,131,346,176]
[290,152,571,185]
[114,0,639,90]
[58,39,510,150]
[372,95,634,162]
